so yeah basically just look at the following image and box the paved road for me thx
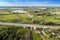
[0,22,60,29]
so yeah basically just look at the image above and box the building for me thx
[12,10,27,14]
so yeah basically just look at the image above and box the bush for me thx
[42,22,56,25]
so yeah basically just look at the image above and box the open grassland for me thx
[32,14,60,25]
[0,12,60,25]
[0,13,29,23]
[42,15,60,25]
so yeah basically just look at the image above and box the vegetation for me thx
[0,7,60,40]
[0,26,28,40]
[33,32,42,40]
[0,8,60,26]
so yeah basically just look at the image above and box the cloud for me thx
[14,1,49,6]
[0,1,14,6]
[0,1,59,6]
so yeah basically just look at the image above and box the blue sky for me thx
[0,0,60,6]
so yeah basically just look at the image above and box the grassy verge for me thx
[33,31,42,40]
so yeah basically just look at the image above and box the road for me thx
[0,22,60,29]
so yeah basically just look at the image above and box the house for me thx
[50,32,58,38]
[12,10,27,14]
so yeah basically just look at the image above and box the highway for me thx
[0,22,60,29]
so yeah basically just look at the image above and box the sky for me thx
[0,0,60,6]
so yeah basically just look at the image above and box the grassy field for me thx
[32,14,60,25]
[0,13,29,23]
[42,15,60,24]
[0,12,60,25]
[33,31,42,40]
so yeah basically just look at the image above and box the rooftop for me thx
[12,10,27,13]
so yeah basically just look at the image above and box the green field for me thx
[0,8,60,40]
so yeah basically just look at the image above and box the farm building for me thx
[12,10,27,14]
